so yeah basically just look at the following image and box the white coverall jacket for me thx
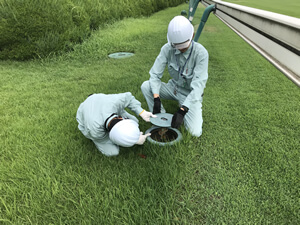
[76,92,144,156]
[141,41,208,137]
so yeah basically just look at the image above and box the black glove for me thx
[153,97,161,114]
[171,106,188,128]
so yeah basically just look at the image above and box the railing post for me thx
[188,0,201,22]
[193,4,216,42]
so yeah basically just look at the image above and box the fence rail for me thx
[201,0,300,87]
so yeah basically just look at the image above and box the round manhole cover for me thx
[108,52,134,59]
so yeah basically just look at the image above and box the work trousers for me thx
[141,80,203,137]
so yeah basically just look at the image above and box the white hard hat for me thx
[167,15,194,49]
[109,119,140,147]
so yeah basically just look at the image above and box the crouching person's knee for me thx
[191,130,202,137]
[94,143,120,157]
[104,152,119,157]
[186,126,202,137]
[141,80,150,94]
[101,148,119,157]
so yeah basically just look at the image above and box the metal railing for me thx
[201,0,300,87]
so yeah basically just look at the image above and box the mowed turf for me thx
[0,3,299,224]
[224,0,300,17]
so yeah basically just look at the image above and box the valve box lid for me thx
[150,113,173,127]
[108,52,134,59]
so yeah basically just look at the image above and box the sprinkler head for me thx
[181,10,187,16]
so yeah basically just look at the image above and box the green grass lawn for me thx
[223,0,300,18]
[0,3,299,224]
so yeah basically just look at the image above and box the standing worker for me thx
[141,15,209,137]
[76,92,156,156]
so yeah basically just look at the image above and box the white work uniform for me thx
[141,41,208,137]
[76,92,143,156]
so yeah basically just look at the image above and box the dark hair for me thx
[107,118,123,132]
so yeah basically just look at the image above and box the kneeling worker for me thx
[76,92,156,156]
[141,16,209,137]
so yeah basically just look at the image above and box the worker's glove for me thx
[171,106,188,129]
[140,110,157,122]
[136,132,151,145]
[153,97,161,114]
